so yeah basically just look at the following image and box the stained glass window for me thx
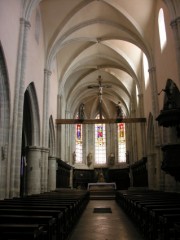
[95,115,106,164]
[75,115,82,163]
[118,123,126,162]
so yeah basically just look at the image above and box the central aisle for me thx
[68,200,144,240]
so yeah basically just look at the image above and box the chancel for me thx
[1,1,180,240]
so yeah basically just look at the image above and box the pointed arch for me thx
[0,44,10,148]
[23,82,40,146]
[0,44,10,199]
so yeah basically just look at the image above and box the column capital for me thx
[26,145,42,152]
[20,18,31,29]
[147,152,156,157]
[41,147,49,153]
[170,17,180,28]
[44,69,52,76]
[137,93,143,98]
[48,156,57,161]
[148,66,156,73]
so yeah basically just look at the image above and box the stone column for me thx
[26,146,41,195]
[148,67,164,190]
[10,18,31,198]
[131,109,138,162]
[69,168,73,189]
[129,167,133,188]
[65,110,70,163]
[41,147,49,192]
[42,69,51,146]
[170,17,180,84]
[138,94,147,156]
[148,67,161,146]
[48,156,56,191]
[147,153,156,189]
[41,69,51,193]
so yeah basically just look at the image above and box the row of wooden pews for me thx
[0,188,90,240]
[116,189,180,240]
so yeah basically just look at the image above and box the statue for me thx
[72,151,76,164]
[87,152,92,166]
[109,152,115,166]
[98,169,105,182]
[158,79,177,110]
[116,101,123,118]
[79,103,85,120]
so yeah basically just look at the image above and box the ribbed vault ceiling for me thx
[40,0,156,118]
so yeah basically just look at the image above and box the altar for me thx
[87,182,116,190]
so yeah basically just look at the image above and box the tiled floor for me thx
[68,200,144,240]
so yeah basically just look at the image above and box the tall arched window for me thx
[143,53,149,90]
[95,114,106,164]
[158,8,167,52]
[118,123,126,162]
[75,114,83,163]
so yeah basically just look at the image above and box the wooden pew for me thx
[0,214,56,240]
[173,222,180,240]
[148,208,180,240]
[116,190,180,240]
[0,204,70,239]
[0,224,46,240]
[0,208,63,240]
[0,189,89,240]
[140,204,180,239]
[159,214,180,240]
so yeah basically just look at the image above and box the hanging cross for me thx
[88,75,112,119]
[56,118,146,124]
[56,75,146,124]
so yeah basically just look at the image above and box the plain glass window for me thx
[158,8,167,51]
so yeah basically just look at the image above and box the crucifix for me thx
[56,75,146,124]
[87,75,112,119]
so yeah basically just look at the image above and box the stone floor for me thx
[68,200,144,240]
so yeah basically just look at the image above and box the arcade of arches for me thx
[1,0,180,200]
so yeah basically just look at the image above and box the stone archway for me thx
[0,45,10,199]
[21,82,40,196]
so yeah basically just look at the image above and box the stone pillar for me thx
[48,156,56,191]
[148,67,161,146]
[65,110,70,163]
[131,109,138,162]
[148,67,164,190]
[26,146,41,195]
[129,167,133,188]
[41,69,51,193]
[69,168,73,189]
[10,18,31,198]
[41,147,49,193]
[147,153,156,189]
[56,94,62,158]
[138,94,147,156]
[170,17,180,84]
[42,69,51,148]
